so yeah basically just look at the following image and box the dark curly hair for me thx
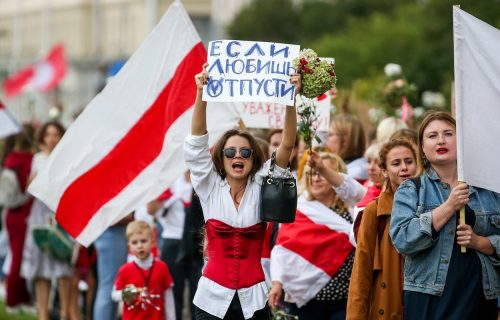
[379,139,417,171]
[37,121,65,147]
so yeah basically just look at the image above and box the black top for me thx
[404,205,497,320]
[314,208,354,303]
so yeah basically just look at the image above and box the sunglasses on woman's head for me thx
[223,147,253,159]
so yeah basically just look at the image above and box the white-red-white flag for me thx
[28,1,241,246]
[0,101,21,138]
[270,195,355,307]
[3,44,67,99]
[454,7,500,193]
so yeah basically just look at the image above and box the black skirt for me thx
[404,206,497,320]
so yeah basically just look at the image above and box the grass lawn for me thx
[0,300,37,320]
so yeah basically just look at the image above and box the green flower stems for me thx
[297,97,322,182]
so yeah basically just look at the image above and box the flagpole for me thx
[91,0,102,56]
[459,206,466,253]
[453,5,466,253]
[10,0,22,74]
[146,0,158,31]
[41,0,52,55]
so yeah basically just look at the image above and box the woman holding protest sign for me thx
[183,63,300,320]
[390,112,500,319]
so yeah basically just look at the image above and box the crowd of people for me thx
[0,64,499,320]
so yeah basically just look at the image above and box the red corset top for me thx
[203,219,266,289]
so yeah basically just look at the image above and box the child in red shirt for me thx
[112,221,175,320]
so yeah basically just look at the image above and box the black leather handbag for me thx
[259,151,297,223]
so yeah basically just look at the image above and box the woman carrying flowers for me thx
[268,151,364,320]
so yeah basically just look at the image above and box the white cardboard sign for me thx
[203,40,300,105]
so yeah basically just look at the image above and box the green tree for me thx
[227,0,500,95]
[313,3,428,89]
[227,0,407,46]
[227,0,299,43]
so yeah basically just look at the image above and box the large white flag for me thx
[29,1,241,246]
[453,7,500,193]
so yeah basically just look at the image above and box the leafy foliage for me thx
[227,0,500,101]
[271,307,298,320]
[293,48,336,98]
[227,0,299,43]
[297,97,322,153]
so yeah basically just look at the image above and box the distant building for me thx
[0,0,250,124]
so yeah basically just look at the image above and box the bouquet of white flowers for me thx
[292,48,336,99]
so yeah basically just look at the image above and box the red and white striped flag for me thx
[28,1,241,246]
[3,44,67,99]
[270,195,355,307]
[0,100,21,138]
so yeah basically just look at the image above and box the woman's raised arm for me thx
[275,73,301,168]
[191,63,209,136]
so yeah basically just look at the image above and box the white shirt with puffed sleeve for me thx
[184,133,287,319]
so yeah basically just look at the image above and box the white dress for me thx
[21,152,72,280]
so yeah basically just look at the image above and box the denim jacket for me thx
[389,168,500,299]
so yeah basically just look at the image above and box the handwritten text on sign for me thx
[240,92,332,131]
[203,40,300,105]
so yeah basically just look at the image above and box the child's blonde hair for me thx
[126,220,154,241]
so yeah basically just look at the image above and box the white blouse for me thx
[333,172,366,209]
[156,176,192,240]
[31,152,49,177]
[184,133,287,319]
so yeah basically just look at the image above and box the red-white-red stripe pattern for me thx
[28,2,241,246]
[3,44,66,98]
[271,195,355,307]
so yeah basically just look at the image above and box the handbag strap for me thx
[267,151,292,178]
[267,151,277,177]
